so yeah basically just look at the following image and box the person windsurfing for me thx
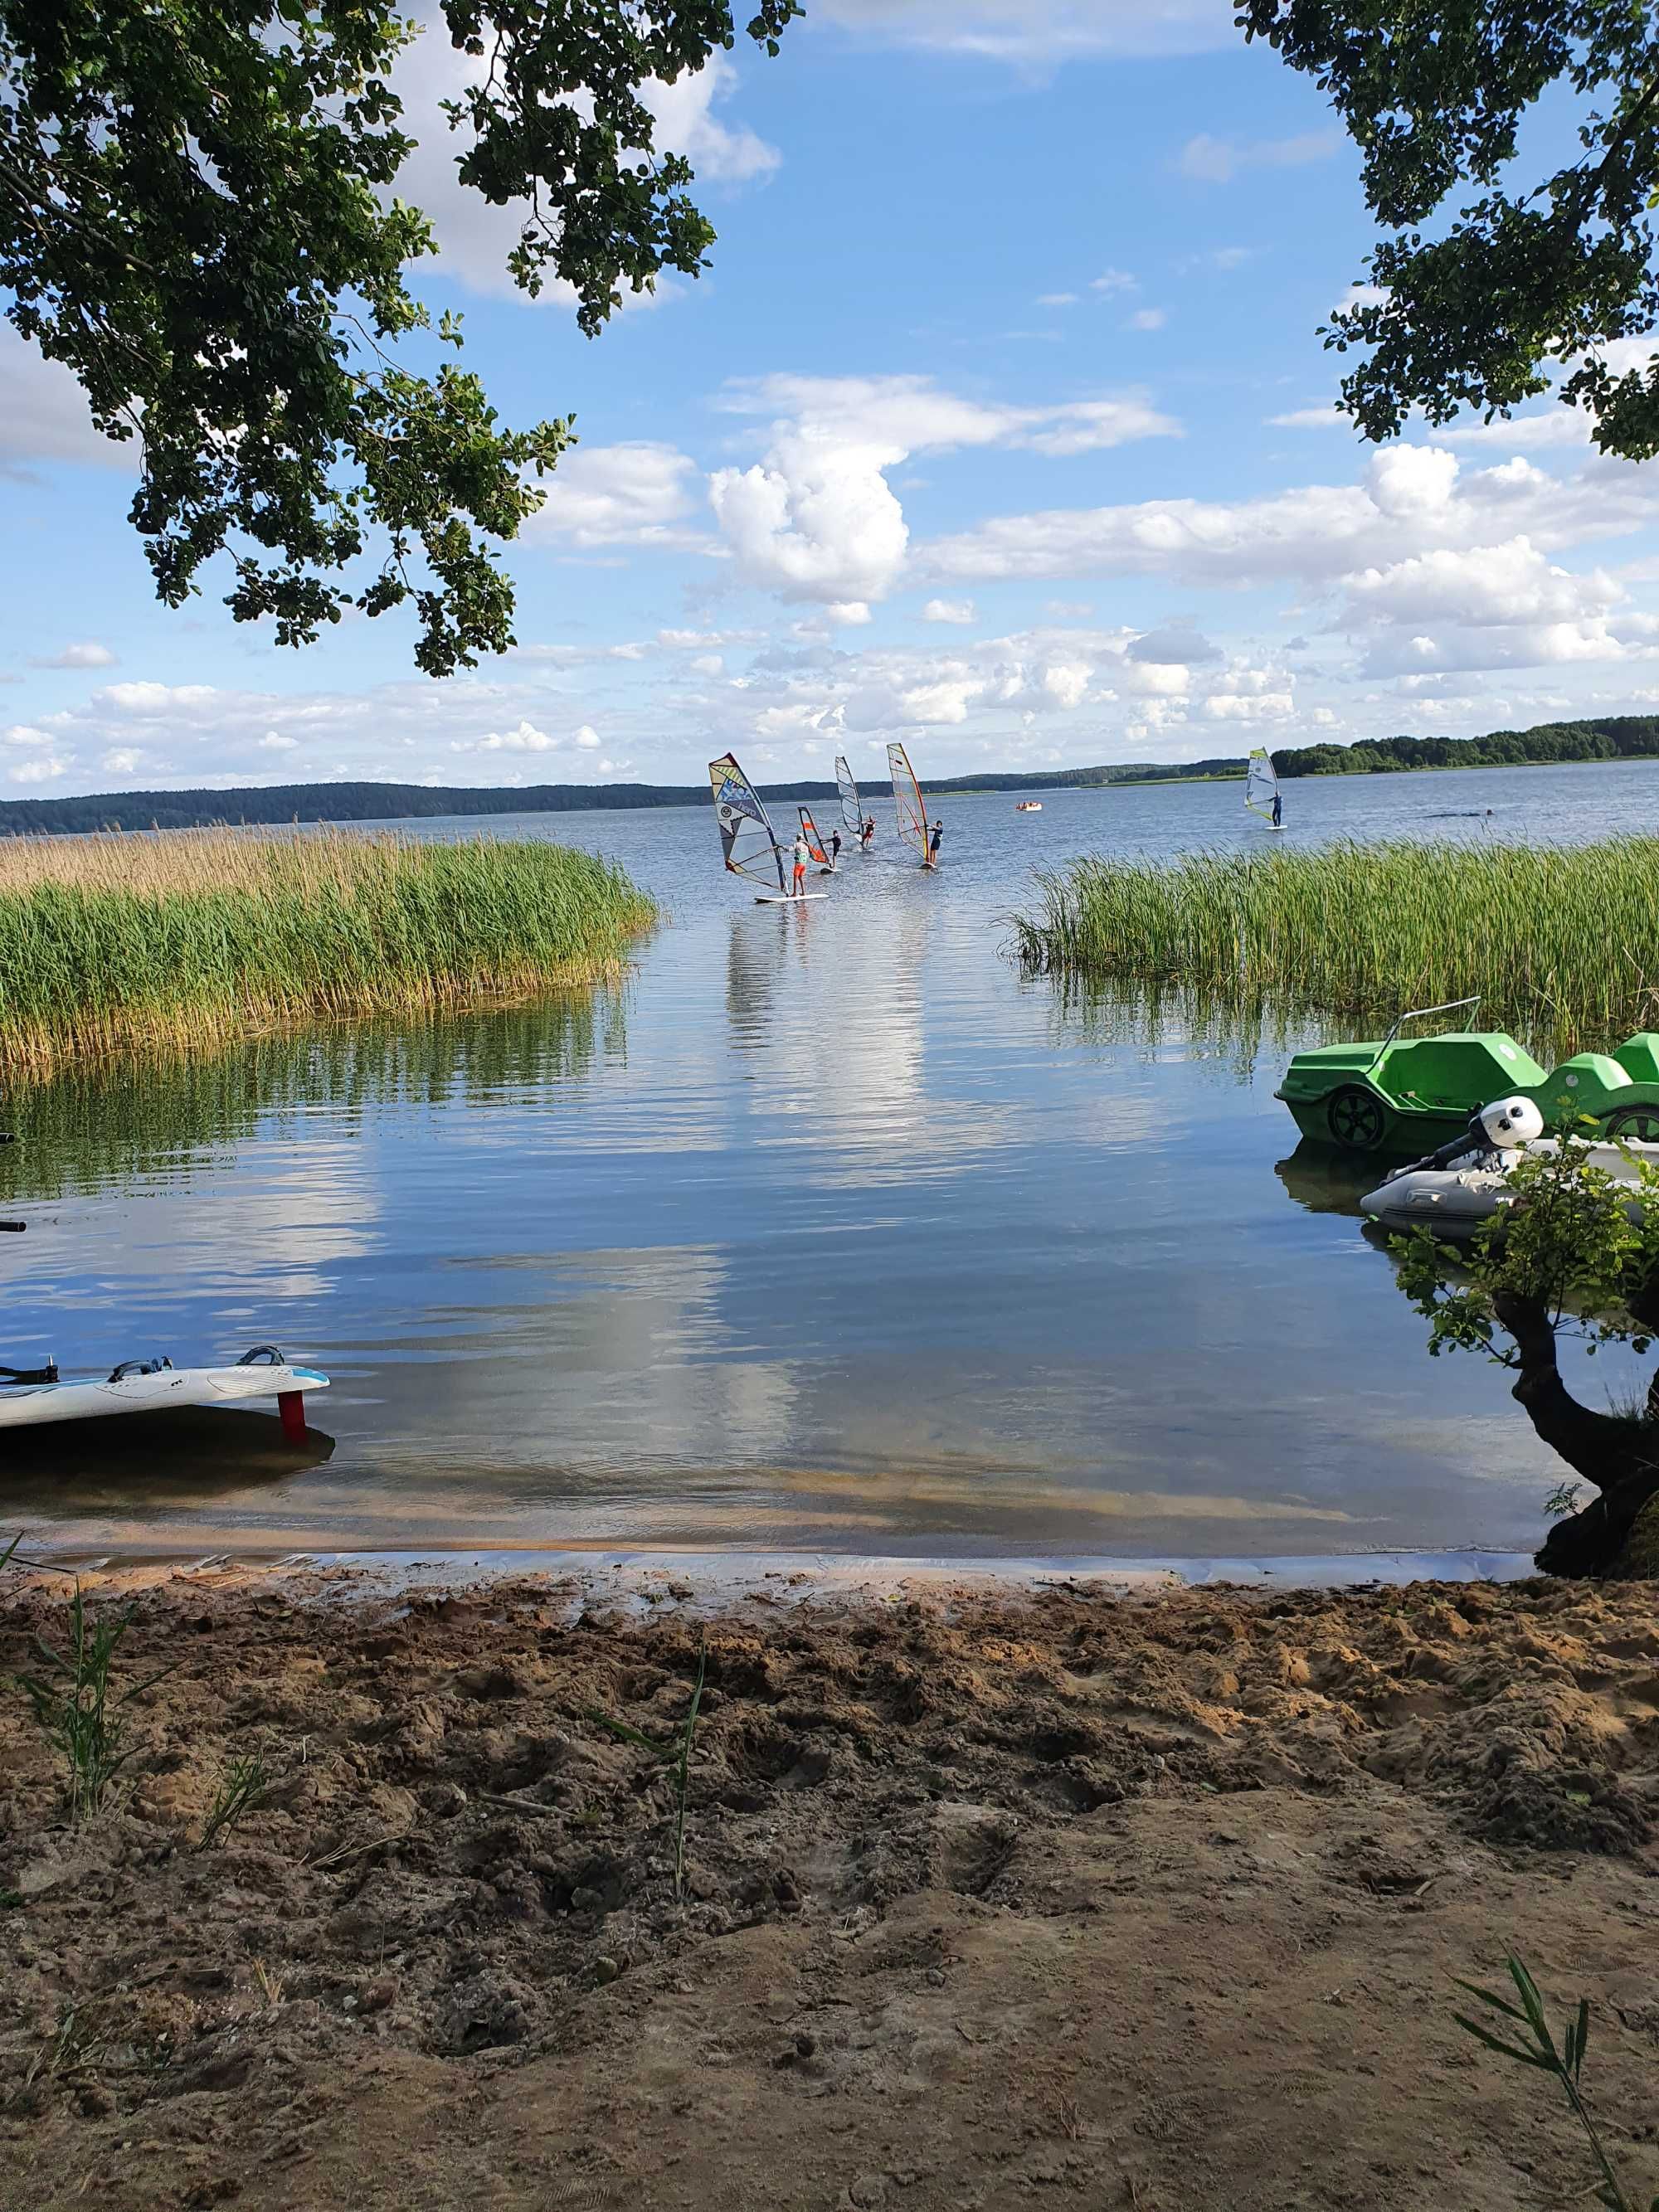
[791,829,810,898]
[860,816,876,851]
[830,828,842,868]
[1271,790,1282,829]
[926,819,943,869]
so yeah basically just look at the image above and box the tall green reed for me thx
[1014,837,1659,1059]
[0,829,655,1077]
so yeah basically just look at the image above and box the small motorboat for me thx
[0,1345,329,1440]
[1015,800,1043,812]
[1360,1097,1659,1236]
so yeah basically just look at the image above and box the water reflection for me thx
[7,771,1618,1559]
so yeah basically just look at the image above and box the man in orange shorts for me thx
[791,828,810,897]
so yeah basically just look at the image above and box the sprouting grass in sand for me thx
[586,1635,707,1899]
[12,1582,173,1823]
[1013,837,1659,1057]
[1455,1953,1653,2211]
[0,827,656,1078]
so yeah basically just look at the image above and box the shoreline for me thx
[6,1557,1658,2210]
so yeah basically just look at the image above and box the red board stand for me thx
[277,1390,306,1444]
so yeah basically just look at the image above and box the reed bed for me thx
[0,828,655,1078]
[1013,837,1659,1057]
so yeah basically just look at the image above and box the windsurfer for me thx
[830,829,842,867]
[791,830,810,897]
[1272,791,1282,829]
[861,817,875,850]
[926,819,943,869]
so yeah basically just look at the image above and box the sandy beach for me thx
[5,1558,1659,2211]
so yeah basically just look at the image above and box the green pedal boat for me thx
[1277,998,1659,1153]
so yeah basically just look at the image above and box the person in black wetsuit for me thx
[830,829,842,867]
[927,819,943,868]
[1272,790,1282,828]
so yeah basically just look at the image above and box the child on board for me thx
[830,828,842,867]
[926,819,943,868]
[791,829,810,897]
[861,816,875,850]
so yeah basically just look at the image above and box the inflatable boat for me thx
[0,1346,329,1439]
[1360,1097,1659,1237]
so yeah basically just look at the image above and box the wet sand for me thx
[5,1558,1659,2211]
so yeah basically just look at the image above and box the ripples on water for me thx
[6,758,1654,1559]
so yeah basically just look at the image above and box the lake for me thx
[5,756,1655,1563]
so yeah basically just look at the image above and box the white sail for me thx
[834,754,863,834]
[888,741,928,858]
[1245,748,1281,826]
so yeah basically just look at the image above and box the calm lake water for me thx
[6,757,1657,1561]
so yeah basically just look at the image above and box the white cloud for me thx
[1332,282,1389,316]
[528,442,703,548]
[10,756,68,784]
[393,34,777,304]
[1269,406,1349,430]
[813,0,1231,60]
[98,681,219,713]
[921,445,1659,592]
[1344,537,1621,632]
[574,725,601,748]
[465,720,560,753]
[1126,308,1167,333]
[1178,131,1340,184]
[691,654,725,675]
[258,732,300,751]
[2,724,56,750]
[100,748,142,775]
[1037,292,1078,307]
[922,598,977,625]
[29,641,117,670]
[1091,268,1137,295]
[1437,410,1592,451]
[0,327,137,475]
[708,373,1179,607]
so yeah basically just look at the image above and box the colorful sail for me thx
[798,807,832,866]
[834,754,863,834]
[888,741,928,860]
[709,752,786,892]
[1245,748,1281,826]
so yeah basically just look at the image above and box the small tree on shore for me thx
[1395,1140,1659,1574]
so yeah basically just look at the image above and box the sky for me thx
[4,0,1659,799]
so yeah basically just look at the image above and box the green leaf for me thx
[1452,2014,1554,2069]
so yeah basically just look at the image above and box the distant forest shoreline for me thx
[3,715,1658,835]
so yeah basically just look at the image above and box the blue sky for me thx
[5,0,1659,798]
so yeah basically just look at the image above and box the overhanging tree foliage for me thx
[1396,1140,1659,1575]
[0,0,799,673]
[1238,0,1659,455]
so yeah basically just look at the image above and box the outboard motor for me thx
[1404,1095,1545,1177]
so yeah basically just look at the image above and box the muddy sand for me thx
[6,1560,1659,2211]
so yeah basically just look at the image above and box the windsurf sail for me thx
[798,807,833,866]
[834,754,863,834]
[709,752,786,893]
[1245,748,1281,825]
[888,741,928,860]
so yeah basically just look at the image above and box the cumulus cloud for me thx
[1127,621,1224,666]
[1178,131,1340,184]
[393,32,778,304]
[29,641,117,670]
[922,598,977,625]
[100,748,142,774]
[10,756,68,784]
[0,327,137,475]
[708,374,1180,607]
[1126,308,1167,333]
[920,445,1659,594]
[528,442,703,549]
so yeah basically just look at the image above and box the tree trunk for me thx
[1494,1290,1659,1574]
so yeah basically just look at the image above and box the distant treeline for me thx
[0,761,1244,835]
[1272,716,1659,779]
[1,720,1656,834]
